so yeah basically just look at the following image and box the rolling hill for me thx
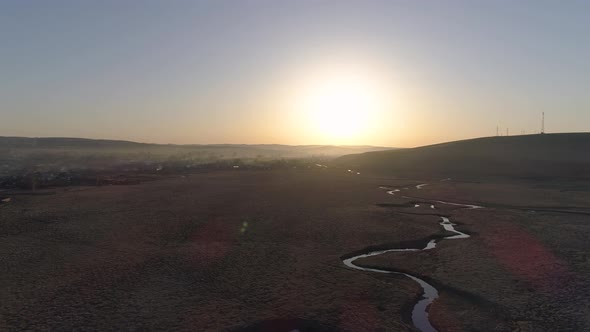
[334,133,590,179]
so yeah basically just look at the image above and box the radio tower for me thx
[541,112,545,134]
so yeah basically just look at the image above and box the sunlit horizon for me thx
[2,1,589,147]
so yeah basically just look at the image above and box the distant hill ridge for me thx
[335,133,590,179]
[0,136,144,148]
[0,136,392,158]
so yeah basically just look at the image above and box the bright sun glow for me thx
[297,71,387,143]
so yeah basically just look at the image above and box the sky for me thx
[1,0,589,147]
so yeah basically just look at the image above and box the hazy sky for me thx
[1,1,589,147]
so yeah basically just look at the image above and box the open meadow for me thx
[2,168,588,331]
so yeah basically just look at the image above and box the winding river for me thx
[341,184,483,332]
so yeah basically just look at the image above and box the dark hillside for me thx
[335,133,590,179]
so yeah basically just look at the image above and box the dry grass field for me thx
[1,169,589,331]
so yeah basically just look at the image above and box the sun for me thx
[300,74,383,142]
[281,60,395,144]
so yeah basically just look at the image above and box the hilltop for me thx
[335,133,590,179]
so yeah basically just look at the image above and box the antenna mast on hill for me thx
[496,125,499,136]
[541,112,545,134]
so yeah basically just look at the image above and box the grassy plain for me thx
[1,169,589,331]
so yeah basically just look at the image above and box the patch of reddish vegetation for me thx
[338,298,380,331]
[429,298,463,332]
[481,221,573,293]
[186,218,236,266]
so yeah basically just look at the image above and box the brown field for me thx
[1,169,589,331]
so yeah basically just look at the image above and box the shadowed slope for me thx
[335,133,590,179]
